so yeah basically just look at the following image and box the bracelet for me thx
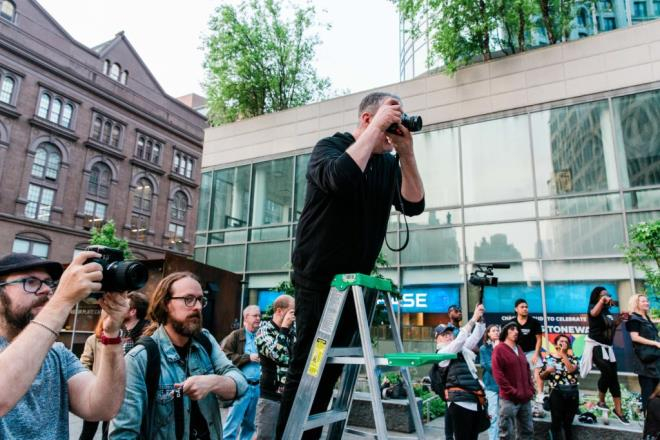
[31,319,59,338]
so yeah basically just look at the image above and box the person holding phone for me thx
[541,334,580,440]
[580,286,629,424]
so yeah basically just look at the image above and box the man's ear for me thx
[359,111,372,126]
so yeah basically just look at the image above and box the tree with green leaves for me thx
[622,220,660,296]
[89,220,133,260]
[537,0,574,44]
[203,0,330,125]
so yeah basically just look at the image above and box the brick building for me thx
[0,0,206,262]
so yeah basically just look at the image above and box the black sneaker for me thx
[613,410,630,425]
[596,401,609,410]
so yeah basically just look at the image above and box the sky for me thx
[38,0,401,99]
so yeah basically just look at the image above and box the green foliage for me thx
[393,0,576,74]
[413,384,446,418]
[621,220,660,295]
[89,220,133,259]
[203,0,330,125]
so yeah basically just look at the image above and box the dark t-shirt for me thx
[174,343,210,440]
[588,302,616,345]
[509,317,542,353]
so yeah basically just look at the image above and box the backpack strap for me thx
[135,336,161,439]
[193,332,214,360]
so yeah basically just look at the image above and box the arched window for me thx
[37,93,50,118]
[103,60,110,75]
[61,104,73,128]
[152,144,161,163]
[12,233,51,258]
[0,0,15,22]
[48,98,62,124]
[109,63,121,81]
[88,162,111,198]
[185,158,193,179]
[0,76,14,104]
[31,143,61,180]
[102,121,112,144]
[173,153,180,173]
[170,191,188,221]
[92,116,102,140]
[111,125,121,147]
[145,140,153,161]
[133,178,152,212]
[120,70,128,85]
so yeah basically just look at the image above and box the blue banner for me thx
[389,285,460,313]
[258,290,282,312]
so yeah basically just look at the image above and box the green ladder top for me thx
[331,273,396,293]
[384,353,457,367]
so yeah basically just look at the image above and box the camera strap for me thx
[385,154,410,252]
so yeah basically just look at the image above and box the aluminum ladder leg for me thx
[282,273,425,440]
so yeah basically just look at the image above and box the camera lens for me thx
[105,261,148,291]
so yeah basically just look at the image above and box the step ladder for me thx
[283,273,455,440]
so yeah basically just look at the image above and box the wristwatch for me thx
[99,333,122,345]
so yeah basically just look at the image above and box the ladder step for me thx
[328,347,363,357]
[327,356,390,365]
[304,409,349,430]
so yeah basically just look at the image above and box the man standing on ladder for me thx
[275,92,426,439]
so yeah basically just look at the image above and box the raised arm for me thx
[0,251,102,417]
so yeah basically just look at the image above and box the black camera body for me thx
[85,245,148,294]
[387,113,423,134]
[469,263,511,288]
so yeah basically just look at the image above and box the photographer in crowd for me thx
[540,334,580,440]
[275,91,425,439]
[625,293,660,413]
[436,304,487,440]
[255,295,295,440]
[0,252,129,439]
[580,286,629,424]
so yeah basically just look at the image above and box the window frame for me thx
[12,236,50,258]
[25,184,55,221]
[134,132,163,165]
[88,162,112,198]
[35,88,77,129]
[89,112,124,149]
[172,150,196,179]
[31,143,61,181]
[0,0,16,23]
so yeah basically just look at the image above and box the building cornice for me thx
[0,102,20,119]
[168,173,199,189]
[28,117,80,142]
[0,36,204,147]
[129,158,165,176]
[84,139,127,161]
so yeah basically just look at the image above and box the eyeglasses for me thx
[0,277,58,294]
[170,295,208,308]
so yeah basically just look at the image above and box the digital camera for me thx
[85,245,148,294]
[387,113,423,134]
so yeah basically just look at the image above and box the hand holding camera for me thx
[51,250,104,307]
[84,246,148,298]
[98,292,130,337]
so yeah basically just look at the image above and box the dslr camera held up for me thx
[387,113,423,134]
[85,245,148,295]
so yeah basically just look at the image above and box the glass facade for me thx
[197,89,660,372]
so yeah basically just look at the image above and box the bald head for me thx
[273,294,294,312]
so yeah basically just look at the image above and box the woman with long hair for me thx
[626,293,660,413]
[479,324,500,440]
[79,311,109,440]
[541,334,579,440]
[580,286,629,424]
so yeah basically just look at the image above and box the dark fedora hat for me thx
[0,253,63,280]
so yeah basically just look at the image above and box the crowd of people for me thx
[434,286,660,440]
[0,91,657,440]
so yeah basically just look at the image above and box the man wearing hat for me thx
[0,251,129,439]
[447,304,463,336]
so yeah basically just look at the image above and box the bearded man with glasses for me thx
[0,251,130,440]
[110,271,247,440]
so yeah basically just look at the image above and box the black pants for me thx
[549,388,578,440]
[446,404,480,440]
[643,396,660,439]
[275,285,360,440]
[592,346,621,398]
[639,375,660,413]
[79,420,108,440]
[445,409,454,439]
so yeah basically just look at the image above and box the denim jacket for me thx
[110,326,248,440]
[479,342,499,393]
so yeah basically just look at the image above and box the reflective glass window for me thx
[210,166,250,229]
[407,209,461,228]
[612,90,660,188]
[539,214,624,258]
[414,128,461,208]
[294,154,310,220]
[464,201,535,223]
[531,100,618,196]
[461,115,534,204]
[207,245,245,273]
[247,241,291,271]
[197,172,212,230]
[537,193,621,217]
[251,158,293,226]
[400,228,462,265]
[624,188,660,210]
[465,221,538,261]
